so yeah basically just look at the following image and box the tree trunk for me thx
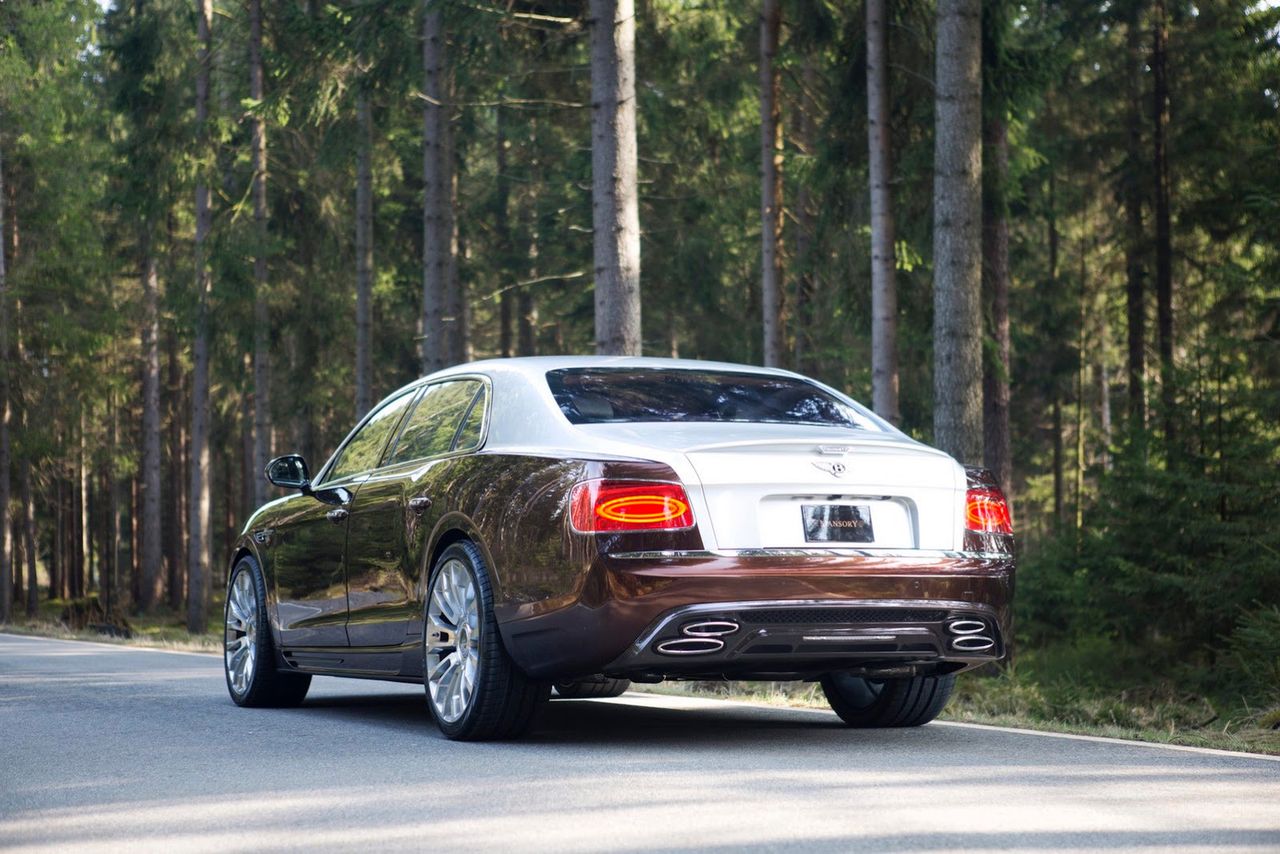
[73,420,87,600]
[139,251,163,610]
[53,464,64,601]
[188,0,213,634]
[250,0,271,509]
[164,330,183,609]
[1052,395,1064,528]
[759,0,783,368]
[1076,236,1088,532]
[932,0,984,464]
[445,117,468,365]
[1152,0,1174,443]
[520,229,539,357]
[982,116,1012,497]
[1124,4,1147,429]
[518,117,540,357]
[0,125,10,623]
[421,2,449,373]
[590,0,642,356]
[496,104,513,359]
[792,60,817,376]
[355,86,374,419]
[867,0,900,423]
[21,460,36,617]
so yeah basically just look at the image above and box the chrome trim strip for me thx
[606,548,1011,561]
[628,598,995,655]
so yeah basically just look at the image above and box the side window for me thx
[386,380,482,465]
[454,385,487,452]
[326,391,417,482]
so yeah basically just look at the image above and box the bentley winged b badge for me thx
[812,460,847,478]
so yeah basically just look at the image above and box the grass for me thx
[2,595,223,654]
[7,600,1277,756]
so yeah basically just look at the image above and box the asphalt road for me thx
[1,633,1277,853]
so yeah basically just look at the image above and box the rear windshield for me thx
[547,368,876,430]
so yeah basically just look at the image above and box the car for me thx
[223,356,1014,740]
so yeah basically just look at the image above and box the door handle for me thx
[408,496,433,515]
[326,508,349,524]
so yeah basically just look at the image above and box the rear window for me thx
[547,368,875,430]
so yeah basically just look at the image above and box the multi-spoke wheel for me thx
[425,557,481,724]
[820,672,955,727]
[422,541,546,740]
[225,569,259,697]
[223,556,311,708]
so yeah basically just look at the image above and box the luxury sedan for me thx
[223,357,1014,740]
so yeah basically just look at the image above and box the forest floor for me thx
[5,600,1277,756]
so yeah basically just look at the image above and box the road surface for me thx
[1,633,1277,852]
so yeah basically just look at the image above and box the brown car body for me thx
[235,442,1012,687]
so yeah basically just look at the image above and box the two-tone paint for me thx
[228,357,1014,685]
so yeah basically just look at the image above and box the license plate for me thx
[801,504,874,543]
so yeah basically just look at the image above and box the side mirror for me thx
[265,454,311,491]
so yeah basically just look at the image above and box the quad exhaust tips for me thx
[650,613,998,657]
[947,619,995,652]
[655,619,740,656]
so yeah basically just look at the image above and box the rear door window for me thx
[385,380,483,464]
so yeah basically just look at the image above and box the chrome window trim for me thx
[381,374,492,468]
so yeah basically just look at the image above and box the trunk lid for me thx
[576,423,964,551]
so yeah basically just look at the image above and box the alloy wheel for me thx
[425,558,481,723]
[225,569,258,697]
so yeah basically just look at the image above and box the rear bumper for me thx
[497,549,1013,681]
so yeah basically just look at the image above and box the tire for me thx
[820,672,955,727]
[422,541,545,741]
[224,556,311,708]
[553,677,631,699]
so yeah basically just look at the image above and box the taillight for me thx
[569,480,695,533]
[966,487,1013,535]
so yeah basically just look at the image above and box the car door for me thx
[273,389,417,648]
[344,378,487,647]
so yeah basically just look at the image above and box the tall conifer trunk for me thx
[867,0,899,423]
[982,116,1012,497]
[355,86,374,418]
[139,251,162,610]
[422,2,450,372]
[188,0,213,634]
[249,0,271,508]
[758,0,783,367]
[0,127,11,623]
[1124,2,1147,428]
[1152,0,1175,442]
[495,104,513,358]
[21,459,36,617]
[590,0,642,355]
[932,0,984,463]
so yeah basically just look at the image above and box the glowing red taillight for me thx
[965,486,1013,535]
[569,480,696,533]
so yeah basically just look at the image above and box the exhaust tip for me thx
[681,620,740,637]
[951,635,995,652]
[947,620,987,635]
[655,637,725,656]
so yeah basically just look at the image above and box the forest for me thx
[1,0,1277,740]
